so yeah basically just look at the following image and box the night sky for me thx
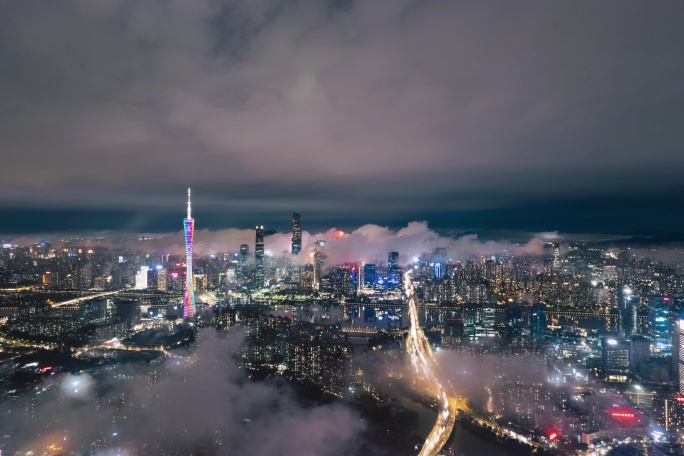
[1,1,683,235]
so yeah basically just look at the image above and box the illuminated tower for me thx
[254,225,265,287]
[552,242,561,270]
[291,213,302,255]
[183,188,196,318]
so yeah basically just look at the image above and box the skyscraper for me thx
[552,242,561,269]
[255,225,265,287]
[433,262,443,279]
[602,337,630,382]
[157,268,168,291]
[183,188,195,318]
[313,240,326,287]
[239,244,249,263]
[363,263,376,288]
[388,251,399,268]
[135,266,149,290]
[387,251,401,288]
[629,335,651,378]
[291,213,301,255]
[482,300,496,332]
[648,296,672,352]
[531,303,546,341]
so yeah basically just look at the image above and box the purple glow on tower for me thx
[183,188,195,318]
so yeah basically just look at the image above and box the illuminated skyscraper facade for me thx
[255,225,265,287]
[291,213,301,255]
[313,240,326,287]
[648,296,671,352]
[552,242,561,269]
[387,251,401,288]
[183,188,196,318]
[363,263,376,288]
[531,303,546,341]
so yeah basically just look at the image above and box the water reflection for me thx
[267,304,461,331]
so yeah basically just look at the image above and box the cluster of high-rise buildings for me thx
[2,191,684,452]
[239,310,351,397]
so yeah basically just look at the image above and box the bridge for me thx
[51,290,122,308]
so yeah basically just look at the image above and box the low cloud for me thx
[1,329,366,455]
[8,222,565,266]
[188,221,559,265]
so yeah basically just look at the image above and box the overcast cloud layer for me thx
[1,1,683,233]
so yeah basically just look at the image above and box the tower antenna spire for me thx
[187,188,192,219]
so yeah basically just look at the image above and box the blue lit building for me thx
[363,263,376,287]
[433,262,443,279]
[647,296,672,353]
[387,252,401,289]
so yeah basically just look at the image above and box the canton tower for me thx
[183,188,196,318]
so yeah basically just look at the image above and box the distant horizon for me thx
[1,193,683,237]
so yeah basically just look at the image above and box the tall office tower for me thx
[135,266,149,290]
[157,268,168,291]
[300,263,314,288]
[355,264,362,292]
[552,242,561,269]
[648,296,672,352]
[629,335,651,378]
[363,263,376,287]
[602,337,630,382]
[254,225,265,287]
[291,213,302,255]
[463,303,477,337]
[531,303,547,341]
[388,251,399,268]
[434,262,443,279]
[622,287,637,337]
[482,300,496,332]
[505,304,523,336]
[387,251,401,289]
[610,307,622,334]
[313,240,326,287]
[183,189,196,318]
[239,244,249,263]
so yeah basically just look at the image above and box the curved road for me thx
[404,272,458,456]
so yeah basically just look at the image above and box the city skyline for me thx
[0,2,683,234]
[1,2,684,455]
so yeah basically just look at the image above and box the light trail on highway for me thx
[404,271,458,456]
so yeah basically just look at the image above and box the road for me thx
[404,271,459,456]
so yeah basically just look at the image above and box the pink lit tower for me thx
[183,188,196,318]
